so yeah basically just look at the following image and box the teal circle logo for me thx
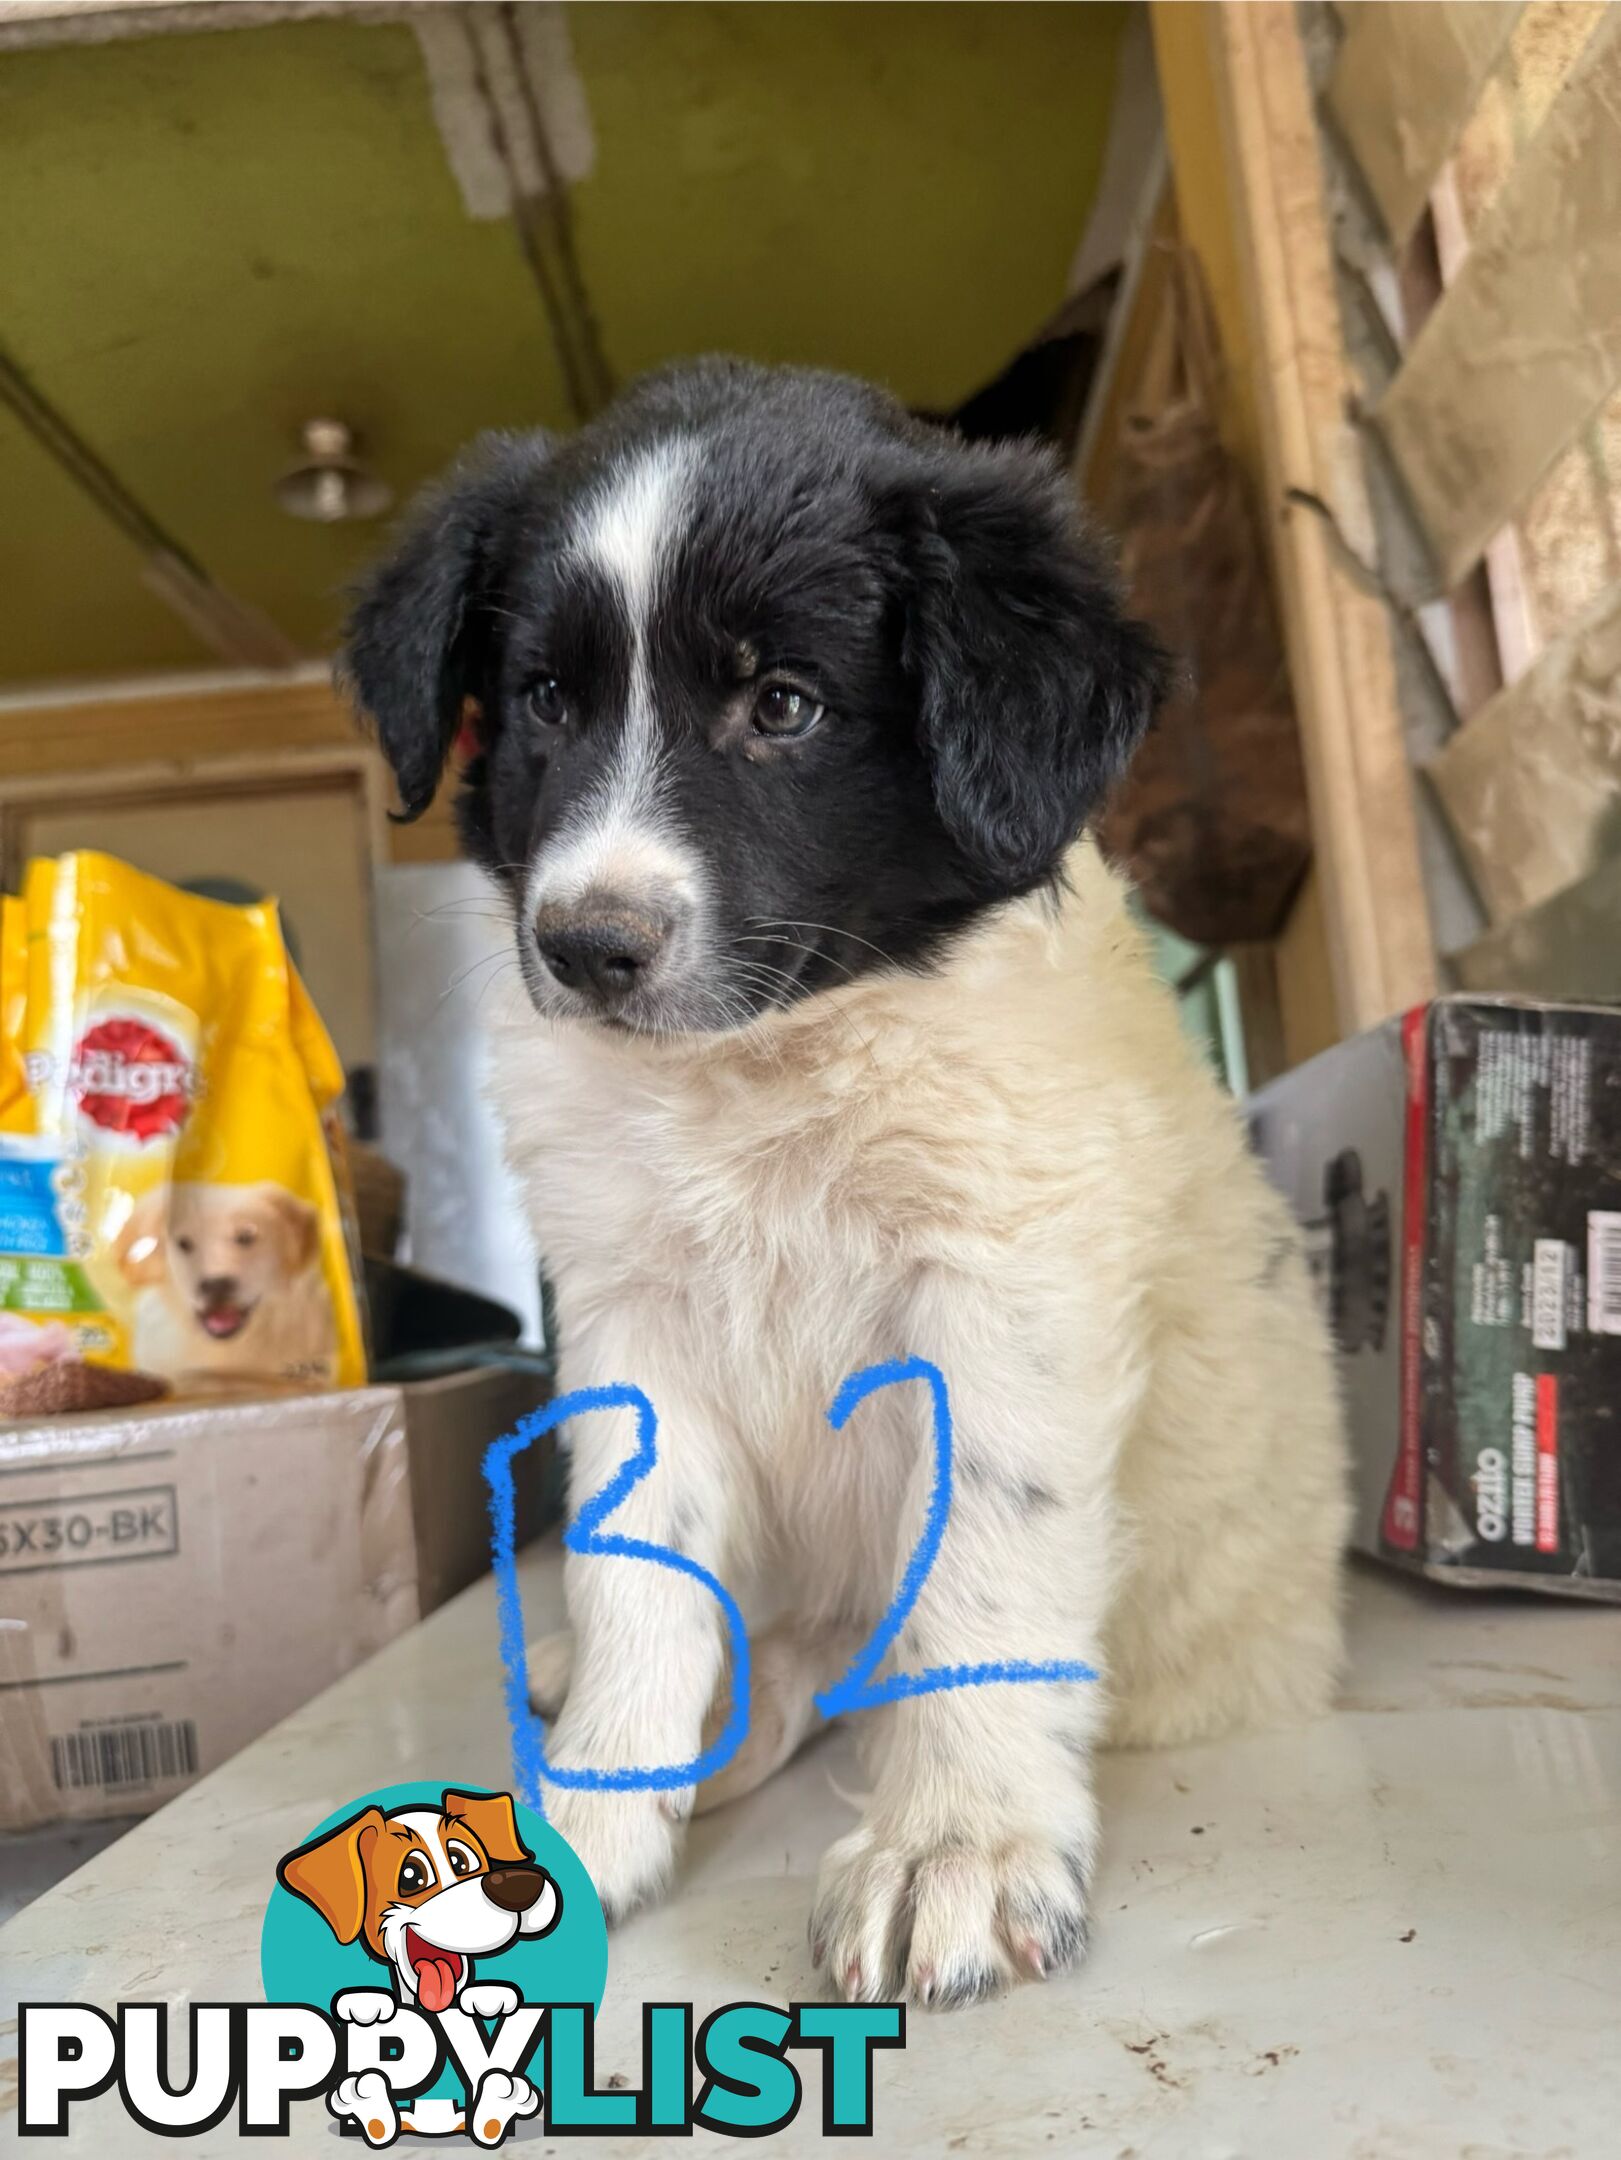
[260,1781,607,2118]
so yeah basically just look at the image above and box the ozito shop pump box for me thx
[1250,998,1621,1600]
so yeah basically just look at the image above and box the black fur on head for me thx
[343,358,1166,1036]
[341,431,554,828]
[889,432,1167,890]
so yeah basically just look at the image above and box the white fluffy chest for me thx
[485,1019,910,1354]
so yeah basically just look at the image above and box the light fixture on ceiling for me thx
[275,419,393,524]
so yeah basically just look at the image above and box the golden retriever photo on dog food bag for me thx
[114,1180,338,1390]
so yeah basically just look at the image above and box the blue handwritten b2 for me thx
[484,1357,1095,1814]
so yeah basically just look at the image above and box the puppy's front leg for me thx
[542,1326,735,1921]
[812,1311,1138,2009]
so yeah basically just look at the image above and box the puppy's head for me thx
[344,359,1166,1037]
[277,1789,560,2013]
[117,1180,320,1341]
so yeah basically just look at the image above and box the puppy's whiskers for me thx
[437,946,515,1013]
[410,897,510,926]
[473,957,522,1016]
[748,918,899,969]
[727,963,795,1029]
[729,952,880,1074]
[737,932,860,985]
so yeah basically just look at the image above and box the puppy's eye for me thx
[447,1841,479,1878]
[398,1855,431,1897]
[176,1235,195,1256]
[234,1227,258,1249]
[528,676,567,727]
[752,682,825,739]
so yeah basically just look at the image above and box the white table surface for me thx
[3,1544,1617,2157]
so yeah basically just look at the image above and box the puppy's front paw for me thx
[810,1820,1090,2010]
[545,1783,687,1923]
[528,1626,575,1717]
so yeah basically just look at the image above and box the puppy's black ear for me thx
[892,436,1168,890]
[341,431,552,821]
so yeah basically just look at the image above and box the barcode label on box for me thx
[1589,1213,1621,1336]
[1531,1239,1568,1350]
[50,1716,198,1793]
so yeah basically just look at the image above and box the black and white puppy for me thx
[346,359,1346,2011]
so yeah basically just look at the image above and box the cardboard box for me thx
[1250,998,1621,1600]
[0,1365,553,1830]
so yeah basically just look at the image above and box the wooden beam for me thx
[1325,1,1522,247]
[1227,939,1289,1090]
[1204,0,1436,1033]
[1274,869,1342,1070]
[1078,182,1179,506]
[0,345,299,671]
[1373,6,1621,590]
[1148,0,1265,486]
[0,671,352,777]
[0,669,463,864]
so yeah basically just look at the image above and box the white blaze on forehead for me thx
[579,437,695,624]
[531,437,704,911]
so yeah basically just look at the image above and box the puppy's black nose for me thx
[535,903,668,1004]
[198,1276,237,1302]
[482,1865,548,1913]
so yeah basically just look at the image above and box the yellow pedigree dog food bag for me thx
[0,853,365,1397]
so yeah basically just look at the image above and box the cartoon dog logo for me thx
[277,1787,560,2145]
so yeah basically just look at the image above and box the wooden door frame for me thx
[0,743,389,893]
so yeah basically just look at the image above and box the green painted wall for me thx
[0,4,1125,687]
[0,18,567,680]
[569,3,1126,405]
